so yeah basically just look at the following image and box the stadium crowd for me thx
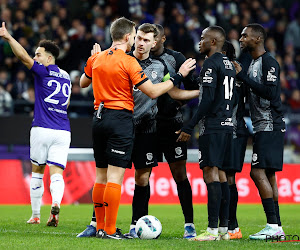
[0,0,300,149]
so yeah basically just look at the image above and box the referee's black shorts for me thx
[92,108,134,169]
[157,119,187,163]
[251,130,284,172]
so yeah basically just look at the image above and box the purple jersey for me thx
[30,61,71,131]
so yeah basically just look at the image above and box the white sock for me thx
[185,223,195,228]
[267,223,278,230]
[207,227,218,235]
[278,226,283,231]
[130,224,135,230]
[218,226,228,234]
[228,229,235,233]
[50,173,65,207]
[235,227,240,233]
[30,172,44,218]
[90,221,97,228]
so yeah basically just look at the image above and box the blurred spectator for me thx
[284,12,300,52]
[0,81,12,116]
[9,69,30,100]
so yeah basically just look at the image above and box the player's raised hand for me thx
[91,43,101,56]
[178,58,196,77]
[232,61,242,74]
[175,130,191,142]
[0,22,10,40]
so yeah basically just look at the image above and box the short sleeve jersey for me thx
[128,52,169,133]
[247,52,285,132]
[30,61,71,131]
[199,52,236,134]
[84,48,148,111]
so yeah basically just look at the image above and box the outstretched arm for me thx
[0,22,34,69]
[168,87,199,101]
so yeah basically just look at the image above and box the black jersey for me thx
[183,52,236,135]
[153,48,198,121]
[232,80,249,138]
[128,52,169,133]
[237,52,285,133]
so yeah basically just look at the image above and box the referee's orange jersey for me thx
[84,48,148,111]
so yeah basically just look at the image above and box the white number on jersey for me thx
[44,80,71,106]
[223,76,234,100]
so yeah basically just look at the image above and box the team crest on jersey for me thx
[146,153,153,161]
[151,71,157,79]
[203,68,213,83]
[253,70,258,77]
[175,147,182,155]
[252,153,258,162]
[267,67,277,82]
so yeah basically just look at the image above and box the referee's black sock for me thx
[131,184,148,225]
[207,181,222,229]
[274,201,282,226]
[262,198,278,224]
[219,182,230,227]
[177,178,193,223]
[228,184,238,230]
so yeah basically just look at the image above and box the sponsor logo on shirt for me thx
[223,59,233,70]
[111,149,125,155]
[221,118,234,126]
[267,67,277,82]
[203,68,213,83]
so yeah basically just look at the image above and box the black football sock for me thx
[131,184,149,225]
[219,182,230,227]
[262,198,277,224]
[274,201,282,226]
[207,181,222,229]
[228,184,238,230]
[177,178,194,223]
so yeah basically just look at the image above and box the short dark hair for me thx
[38,40,60,59]
[246,23,267,40]
[208,25,226,40]
[222,40,236,60]
[154,24,164,36]
[138,23,159,38]
[110,17,136,41]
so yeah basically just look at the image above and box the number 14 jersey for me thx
[31,61,71,132]
[199,52,236,134]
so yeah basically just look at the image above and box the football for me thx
[135,215,162,239]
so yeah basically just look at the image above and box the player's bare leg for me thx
[169,160,196,239]
[27,163,46,224]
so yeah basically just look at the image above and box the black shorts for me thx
[224,134,248,173]
[157,119,187,163]
[130,133,158,169]
[92,108,134,169]
[251,131,284,171]
[198,133,232,170]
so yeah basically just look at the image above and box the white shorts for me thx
[30,127,71,169]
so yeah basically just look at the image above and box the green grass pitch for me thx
[0,204,299,249]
